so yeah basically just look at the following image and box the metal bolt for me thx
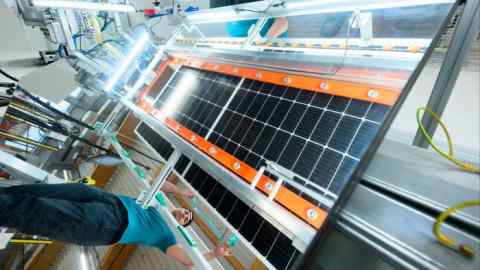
[190,135,196,142]
[175,125,181,131]
[320,82,329,90]
[255,72,262,79]
[209,147,217,155]
[307,209,318,220]
[213,65,219,70]
[233,162,241,170]
[283,77,292,84]
[265,183,273,190]
[368,89,380,99]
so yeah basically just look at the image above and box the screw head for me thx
[283,77,292,84]
[209,147,217,155]
[265,183,273,190]
[368,89,380,99]
[307,209,318,220]
[233,162,241,170]
[255,72,262,79]
[190,135,196,142]
[320,82,329,90]
[175,125,181,131]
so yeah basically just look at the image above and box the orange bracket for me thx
[163,117,327,229]
[171,57,401,106]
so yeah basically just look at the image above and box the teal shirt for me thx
[226,18,287,38]
[117,195,177,252]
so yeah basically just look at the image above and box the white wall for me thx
[387,39,480,159]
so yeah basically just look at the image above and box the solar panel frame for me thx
[140,65,394,269]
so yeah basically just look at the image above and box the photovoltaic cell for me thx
[182,164,298,270]
[154,67,240,137]
[136,122,174,160]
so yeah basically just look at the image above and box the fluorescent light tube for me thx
[105,32,150,93]
[32,0,136,13]
[286,0,454,10]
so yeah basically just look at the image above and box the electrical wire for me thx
[0,130,60,152]
[416,107,479,173]
[416,107,480,258]
[9,239,53,245]
[0,67,19,82]
[433,200,480,258]
[328,12,358,77]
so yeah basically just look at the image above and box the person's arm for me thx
[166,244,232,268]
[161,181,194,198]
[266,17,288,38]
[148,170,194,197]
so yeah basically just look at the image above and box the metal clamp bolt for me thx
[233,162,241,170]
[320,82,329,90]
[283,77,292,84]
[265,183,273,190]
[368,89,380,99]
[307,209,318,220]
[209,147,217,155]
[255,72,262,79]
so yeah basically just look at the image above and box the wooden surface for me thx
[100,244,139,270]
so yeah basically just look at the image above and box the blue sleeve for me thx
[226,19,258,37]
[156,228,178,252]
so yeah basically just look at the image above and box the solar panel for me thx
[136,122,174,161]
[148,66,390,269]
[208,78,388,203]
[183,163,300,270]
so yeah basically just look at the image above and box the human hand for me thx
[181,190,195,198]
[212,244,232,257]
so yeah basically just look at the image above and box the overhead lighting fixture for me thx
[125,49,165,99]
[285,0,454,11]
[187,10,237,21]
[105,32,150,93]
[32,0,136,13]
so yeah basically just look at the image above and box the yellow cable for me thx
[433,200,480,258]
[416,107,479,173]
[89,15,103,44]
[417,107,480,258]
[10,239,53,245]
[0,130,60,152]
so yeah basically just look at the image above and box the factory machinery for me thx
[1,0,479,269]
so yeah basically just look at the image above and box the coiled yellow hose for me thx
[417,107,479,258]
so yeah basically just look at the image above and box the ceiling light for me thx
[32,0,136,13]
[105,32,150,93]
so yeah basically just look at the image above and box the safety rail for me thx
[96,124,213,270]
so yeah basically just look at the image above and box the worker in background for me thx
[210,0,288,38]
[0,180,231,268]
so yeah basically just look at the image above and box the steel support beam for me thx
[413,0,480,148]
